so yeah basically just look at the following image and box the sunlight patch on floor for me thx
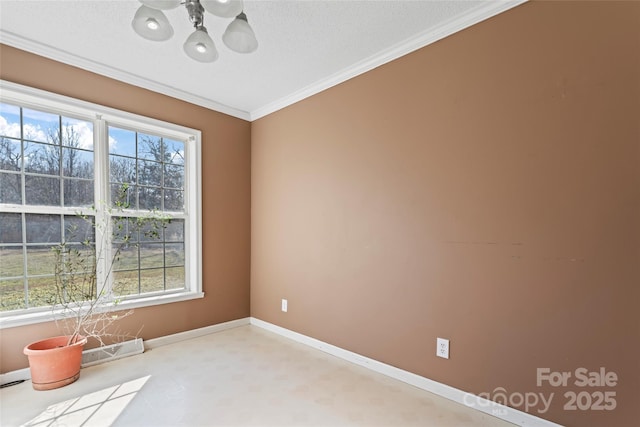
[23,375,150,427]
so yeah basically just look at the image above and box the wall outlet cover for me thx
[436,337,449,359]
[281,299,288,312]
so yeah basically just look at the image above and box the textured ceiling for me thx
[0,1,525,120]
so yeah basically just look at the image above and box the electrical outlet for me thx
[281,299,288,312]
[436,338,449,359]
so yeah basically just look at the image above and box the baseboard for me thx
[144,317,250,350]
[0,367,31,386]
[250,317,563,427]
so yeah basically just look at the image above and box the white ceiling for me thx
[0,0,525,121]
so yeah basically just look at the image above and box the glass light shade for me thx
[132,5,174,41]
[222,13,258,53]
[200,0,243,18]
[183,28,219,62]
[139,0,181,10]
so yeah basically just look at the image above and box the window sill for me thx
[0,291,205,329]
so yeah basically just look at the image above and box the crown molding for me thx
[1,0,526,123]
[0,30,251,121]
[249,0,528,121]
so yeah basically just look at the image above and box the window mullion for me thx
[21,212,28,308]
[93,116,112,298]
[58,115,63,208]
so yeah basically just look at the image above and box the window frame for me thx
[0,80,203,329]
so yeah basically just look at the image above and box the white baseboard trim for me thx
[0,367,31,386]
[250,317,562,427]
[144,317,250,350]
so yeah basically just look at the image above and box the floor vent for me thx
[81,338,144,368]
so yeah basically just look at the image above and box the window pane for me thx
[56,245,95,278]
[0,213,22,243]
[138,159,162,187]
[140,243,163,269]
[0,103,21,139]
[25,175,60,206]
[110,155,136,184]
[0,173,21,204]
[25,214,61,243]
[113,245,139,271]
[111,183,136,209]
[139,186,161,210]
[164,219,184,242]
[166,267,185,290]
[27,276,57,308]
[140,219,165,242]
[113,270,139,296]
[164,189,183,211]
[164,164,183,189]
[64,178,94,207]
[26,246,56,276]
[0,279,25,311]
[64,215,95,243]
[140,268,164,293]
[63,148,93,178]
[22,108,59,144]
[112,217,139,244]
[137,134,162,161]
[24,142,60,175]
[165,243,184,267]
[164,139,185,165]
[108,127,136,157]
[0,247,23,278]
[61,117,93,150]
[0,137,22,171]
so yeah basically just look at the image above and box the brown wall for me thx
[251,2,640,426]
[0,45,252,373]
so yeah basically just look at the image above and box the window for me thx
[0,81,202,328]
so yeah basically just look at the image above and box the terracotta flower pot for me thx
[23,335,88,391]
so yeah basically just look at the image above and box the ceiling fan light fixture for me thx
[140,0,182,10]
[200,0,244,18]
[184,27,219,62]
[222,12,258,54]
[132,5,174,41]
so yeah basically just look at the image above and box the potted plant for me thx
[23,185,168,390]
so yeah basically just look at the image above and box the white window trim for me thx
[0,80,203,329]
